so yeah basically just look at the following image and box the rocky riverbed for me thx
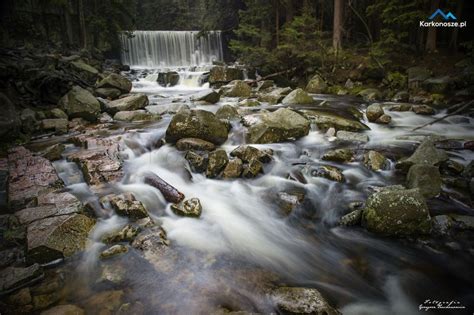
[0,55,473,314]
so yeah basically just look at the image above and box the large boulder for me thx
[7,147,62,211]
[209,66,243,84]
[396,138,448,172]
[104,93,149,115]
[406,164,441,198]
[59,86,101,122]
[303,110,369,132]
[366,103,384,122]
[247,108,310,144]
[27,213,95,263]
[281,88,314,104]
[165,109,228,145]
[113,110,160,122]
[362,186,431,236]
[95,88,122,100]
[270,287,340,315]
[157,71,180,87]
[215,104,240,120]
[0,93,20,138]
[258,87,292,104]
[194,90,220,104]
[97,73,132,93]
[223,80,251,98]
[305,74,328,93]
[70,60,99,83]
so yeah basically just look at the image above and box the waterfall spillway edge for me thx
[120,30,224,68]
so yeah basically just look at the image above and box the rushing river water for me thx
[43,70,474,315]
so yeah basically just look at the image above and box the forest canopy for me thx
[0,0,472,71]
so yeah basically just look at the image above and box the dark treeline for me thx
[1,0,473,70]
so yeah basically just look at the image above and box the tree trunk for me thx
[64,0,74,47]
[449,0,464,52]
[332,0,343,52]
[285,1,294,24]
[78,0,87,49]
[275,0,279,47]
[425,0,440,52]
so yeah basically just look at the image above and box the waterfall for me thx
[120,31,224,68]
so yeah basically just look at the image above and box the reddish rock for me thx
[67,148,123,186]
[15,191,82,225]
[7,147,62,211]
[464,141,474,151]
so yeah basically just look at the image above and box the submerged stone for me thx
[100,244,128,259]
[271,287,340,315]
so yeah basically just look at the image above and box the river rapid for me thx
[39,68,474,315]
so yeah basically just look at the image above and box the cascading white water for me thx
[120,30,224,68]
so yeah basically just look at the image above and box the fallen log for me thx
[143,172,185,204]
[247,68,297,85]
[411,100,474,131]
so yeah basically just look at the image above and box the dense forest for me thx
[1,0,472,61]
